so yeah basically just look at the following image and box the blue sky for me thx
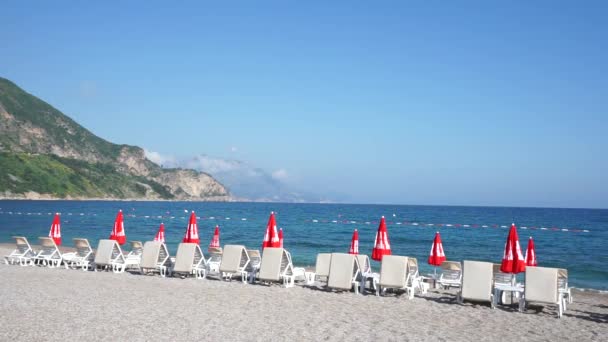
[1,1,607,208]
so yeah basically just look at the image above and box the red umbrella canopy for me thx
[428,231,446,266]
[372,216,392,261]
[154,223,166,243]
[349,229,359,254]
[525,236,537,266]
[48,213,62,246]
[209,225,220,248]
[262,211,280,249]
[183,211,200,244]
[278,228,284,248]
[500,223,526,273]
[109,209,126,245]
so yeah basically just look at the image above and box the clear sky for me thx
[1,1,607,208]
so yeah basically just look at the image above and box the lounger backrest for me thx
[73,238,92,257]
[409,258,419,277]
[219,245,248,273]
[12,236,31,254]
[173,243,197,273]
[248,250,262,268]
[315,253,332,277]
[327,253,359,290]
[379,255,408,288]
[259,248,284,281]
[39,237,56,248]
[492,263,512,285]
[441,261,461,271]
[130,241,144,256]
[461,260,493,302]
[94,239,116,265]
[208,247,223,264]
[38,237,60,257]
[356,255,372,274]
[526,266,558,304]
[140,241,162,268]
[440,261,462,281]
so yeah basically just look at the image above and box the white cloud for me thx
[182,155,242,174]
[230,146,238,152]
[144,149,177,167]
[272,169,288,182]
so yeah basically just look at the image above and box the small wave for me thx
[571,287,608,294]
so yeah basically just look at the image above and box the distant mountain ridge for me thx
[150,154,325,203]
[0,77,229,200]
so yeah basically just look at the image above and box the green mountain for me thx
[0,77,229,200]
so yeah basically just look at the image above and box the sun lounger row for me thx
[4,237,571,317]
[457,260,569,318]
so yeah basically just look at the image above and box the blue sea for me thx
[1,200,606,290]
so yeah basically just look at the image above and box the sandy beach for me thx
[1,245,606,341]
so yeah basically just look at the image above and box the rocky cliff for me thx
[0,77,230,201]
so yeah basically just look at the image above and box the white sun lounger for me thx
[492,263,518,304]
[124,241,144,271]
[257,248,295,288]
[33,237,62,268]
[521,266,565,318]
[457,260,494,307]
[327,253,361,294]
[438,261,462,289]
[94,239,127,273]
[246,249,262,283]
[356,254,379,293]
[4,236,36,266]
[408,258,426,295]
[308,253,332,284]
[558,268,573,307]
[376,255,413,298]
[139,241,172,277]
[218,245,250,282]
[207,247,223,274]
[172,243,208,279]
[62,238,94,271]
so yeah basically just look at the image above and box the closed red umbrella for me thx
[183,211,200,244]
[500,223,526,274]
[349,229,359,254]
[278,228,284,248]
[109,209,126,245]
[262,211,280,249]
[48,213,61,246]
[209,225,220,248]
[372,216,391,261]
[428,231,446,266]
[525,236,537,266]
[154,223,165,243]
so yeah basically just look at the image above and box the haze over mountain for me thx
[144,152,332,203]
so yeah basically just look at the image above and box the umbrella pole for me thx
[511,274,516,305]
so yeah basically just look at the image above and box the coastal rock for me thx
[0,77,230,201]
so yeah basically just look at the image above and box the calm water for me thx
[1,200,606,290]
